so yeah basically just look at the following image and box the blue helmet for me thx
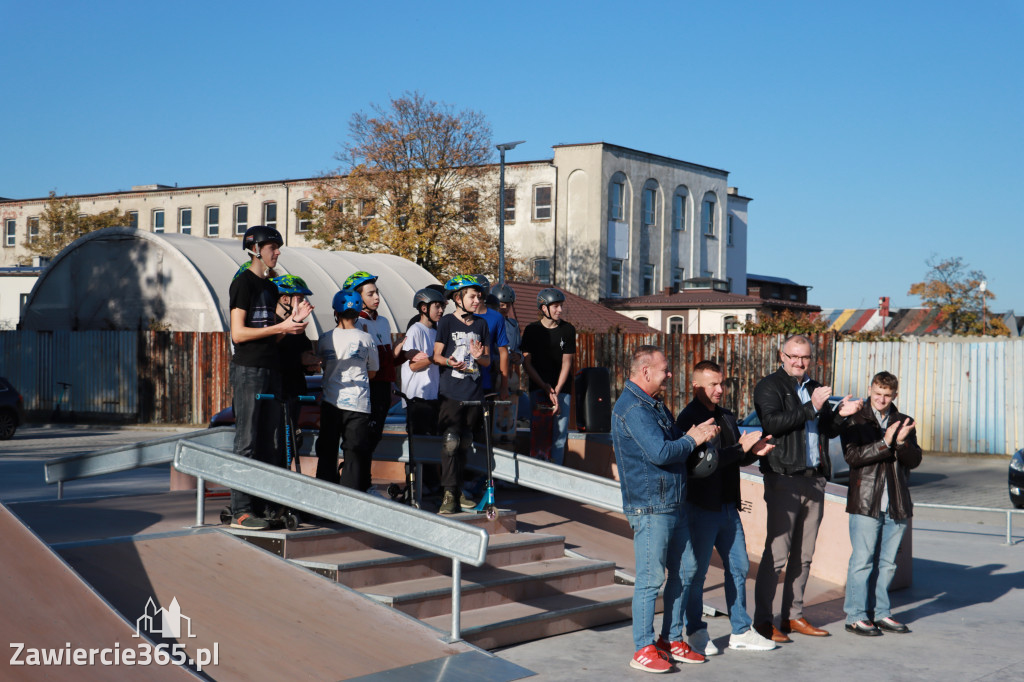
[332,289,363,314]
[444,274,484,298]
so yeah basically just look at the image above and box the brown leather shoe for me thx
[781,617,829,637]
[754,621,792,643]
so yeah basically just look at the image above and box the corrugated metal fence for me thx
[832,338,1024,455]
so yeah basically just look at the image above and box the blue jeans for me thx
[627,511,697,650]
[686,503,753,635]
[530,390,571,465]
[844,512,908,623]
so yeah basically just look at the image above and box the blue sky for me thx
[2,1,1021,312]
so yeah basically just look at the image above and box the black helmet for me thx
[472,273,491,297]
[242,225,283,253]
[493,284,516,304]
[413,287,446,312]
[537,287,566,309]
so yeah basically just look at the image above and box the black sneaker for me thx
[845,620,882,637]
[231,512,270,530]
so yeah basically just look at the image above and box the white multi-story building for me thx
[0,142,750,306]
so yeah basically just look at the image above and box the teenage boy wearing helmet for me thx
[432,275,491,515]
[315,290,379,491]
[272,274,320,443]
[228,225,312,530]
[344,271,405,459]
[522,287,576,465]
[491,284,521,445]
[400,288,446,436]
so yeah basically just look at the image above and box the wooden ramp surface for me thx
[0,502,196,681]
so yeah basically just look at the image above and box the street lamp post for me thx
[496,140,525,287]
[979,280,987,335]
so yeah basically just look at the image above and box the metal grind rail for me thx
[44,427,235,499]
[172,440,489,642]
[914,502,1024,545]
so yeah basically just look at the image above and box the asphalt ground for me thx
[2,426,1022,681]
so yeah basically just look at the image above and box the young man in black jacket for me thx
[752,335,861,642]
[676,361,775,656]
[840,371,921,636]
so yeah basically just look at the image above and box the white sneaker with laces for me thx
[687,628,720,656]
[729,627,778,651]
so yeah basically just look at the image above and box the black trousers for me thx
[316,402,372,492]
[366,380,392,454]
[438,398,481,491]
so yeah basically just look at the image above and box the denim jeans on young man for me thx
[530,390,572,465]
[685,502,753,635]
[229,363,283,516]
[627,511,697,651]
[844,511,907,623]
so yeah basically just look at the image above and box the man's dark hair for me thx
[871,371,899,391]
[693,359,722,375]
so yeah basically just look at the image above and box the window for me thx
[263,201,277,228]
[673,194,686,231]
[702,196,716,236]
[359,199,375,227]
[234,204,248,236]
[206,206,219,237]
[179,207,192,235]
[502,187,516,222]
[727,215,734,245]
[28,217,39,242]
[534,258,551,284]
[642,264,655,296]
[533,185,552,220]
[128,211,139,229]
[152,209,164,233]
[636,316,649,326]
[672,267,684,292]
[461,188,479,224]
[609,180,625,221]
[669,316,684,334]
[297,200,311,232]
[724,315,741,332]
[4,219,15,247]
[609,259,623,296]
[642,188,656,226]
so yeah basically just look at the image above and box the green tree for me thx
[25,191,129,262]
[301,91,524,282]
[742,310,831,335]
[908,256,1008,336]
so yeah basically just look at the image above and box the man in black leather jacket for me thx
[752,335,860,643]
[840,371,921,637]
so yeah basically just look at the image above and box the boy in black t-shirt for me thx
[432,275,490,514]
[522,287,576,466]
[228,226,311,530]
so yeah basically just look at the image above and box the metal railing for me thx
[914,502,1024,545]
[44,427,235,499]
[172,440,489,641]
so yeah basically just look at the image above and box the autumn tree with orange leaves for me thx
[301,91,524,282]
[908,255,1007,336]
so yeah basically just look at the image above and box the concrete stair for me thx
[228,508,635,649]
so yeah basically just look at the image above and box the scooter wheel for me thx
[219,507,232,524]
[284,512,300,532]
[486,506,497,521]
[387,483,401,499]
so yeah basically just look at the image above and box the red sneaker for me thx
[630,644,672,673]
[655,636,706,664]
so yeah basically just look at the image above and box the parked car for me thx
[1009,449,1024,508]
[737,396,849,483]
[208,374,406,430]
[0,376,26,440]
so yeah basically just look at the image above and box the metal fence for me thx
[832,338,1024,455]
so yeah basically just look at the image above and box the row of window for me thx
[609,180,736,245]
[467,185,552,223]
[652,314,745,334]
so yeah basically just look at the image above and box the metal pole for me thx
[57,480,63,500]
[498,148,506,288]
[195,476,206,527]
[451,558,462,641]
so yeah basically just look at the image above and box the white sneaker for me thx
[687,628,720,656]
[728,627,777,651]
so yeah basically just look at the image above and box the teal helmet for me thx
[444,274,484,298]
[343,271,378,291]
[271,274,312,296]
[231,261,253,281]
[332,289,363,314]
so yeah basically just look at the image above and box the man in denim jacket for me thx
[612,345,720,673]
